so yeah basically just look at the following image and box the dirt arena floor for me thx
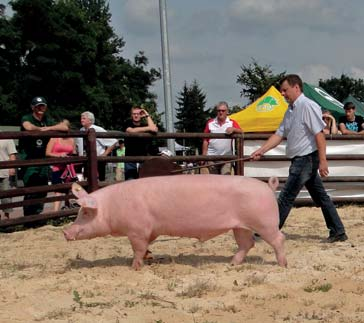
[0,205,363,323]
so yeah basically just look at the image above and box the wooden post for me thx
[86,128,99,192]
[236,136,244,176]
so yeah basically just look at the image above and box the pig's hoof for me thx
[132,264,142,271]
[279,260,288,268]
[231,254,244,266]
[132,259,144,271]
[230,259,242,266]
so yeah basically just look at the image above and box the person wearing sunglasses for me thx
[322,110,339,135]
[202,101,242,175]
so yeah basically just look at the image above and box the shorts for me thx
[51,170,66,193]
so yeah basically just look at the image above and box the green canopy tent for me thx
[303,83,345,120]
[343,95,364,118]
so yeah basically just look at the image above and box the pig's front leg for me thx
[128,234,151,270]
[231,228,255,265]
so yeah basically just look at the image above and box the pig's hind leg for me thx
[231,228,255,265]
[261,231,287,267]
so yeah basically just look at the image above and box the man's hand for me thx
[319,160,329,177]
[149,124,158,132]
[139,109,149,118]
[225,127,234,135]
[250,148,264,161]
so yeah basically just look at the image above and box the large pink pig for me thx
[63,175,287,270]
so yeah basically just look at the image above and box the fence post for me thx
[236,135,244,176]
[86,128,99,192]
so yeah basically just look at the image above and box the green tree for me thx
[237,58,285,103]
[229,104,242,114]
[319,74,364,102]
[0,4,21,120]
[111,51,161,130]
[175,80,210,152]
[1,0,160,128]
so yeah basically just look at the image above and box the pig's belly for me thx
[161,227,231,242]
[153,215,243,241]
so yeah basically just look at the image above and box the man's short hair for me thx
[280,74,303,91]
[131,106,141,113]
[215,101,229,111]
[343,102,355,110]
[81,111,95,124]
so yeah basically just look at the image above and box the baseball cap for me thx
[31,96,47,107]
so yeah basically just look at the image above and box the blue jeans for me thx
[125,162,139,181]
[278,151,345,237]
[23,166,49,216]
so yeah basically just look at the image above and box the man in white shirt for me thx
[251,74,347,243]
[79,111,117,181]
[202,101,242,175]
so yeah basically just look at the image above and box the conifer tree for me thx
[175,80,210,152]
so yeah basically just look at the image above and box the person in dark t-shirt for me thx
[19,96,68,217]
[123,106,158,180]
[338,102,364,134]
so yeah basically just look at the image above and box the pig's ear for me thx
[72,183,89,199]
[71,183,98,210]
[76,196,98,210]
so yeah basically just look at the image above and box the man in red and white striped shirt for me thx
[202,101,242,175]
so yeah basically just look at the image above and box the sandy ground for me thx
[1,205,364,323]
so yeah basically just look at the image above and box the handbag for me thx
[60,163,78,183]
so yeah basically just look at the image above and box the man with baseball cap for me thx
[18,96,69,218]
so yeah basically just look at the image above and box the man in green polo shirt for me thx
[18,96,69,217]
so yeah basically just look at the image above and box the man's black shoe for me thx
[327,233,348,243]
[253,233,261,241]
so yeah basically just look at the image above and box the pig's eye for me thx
[81,208,97,217]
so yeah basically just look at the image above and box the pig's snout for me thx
[63,229,76,241]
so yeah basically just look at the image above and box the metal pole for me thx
[159,0,175,154]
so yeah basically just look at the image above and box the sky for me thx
[2,0,364,118]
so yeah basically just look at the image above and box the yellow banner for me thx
[230,86,288,133]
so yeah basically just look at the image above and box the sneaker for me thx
[327,233,348,243]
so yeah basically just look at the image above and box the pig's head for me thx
[63,183,109,241]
